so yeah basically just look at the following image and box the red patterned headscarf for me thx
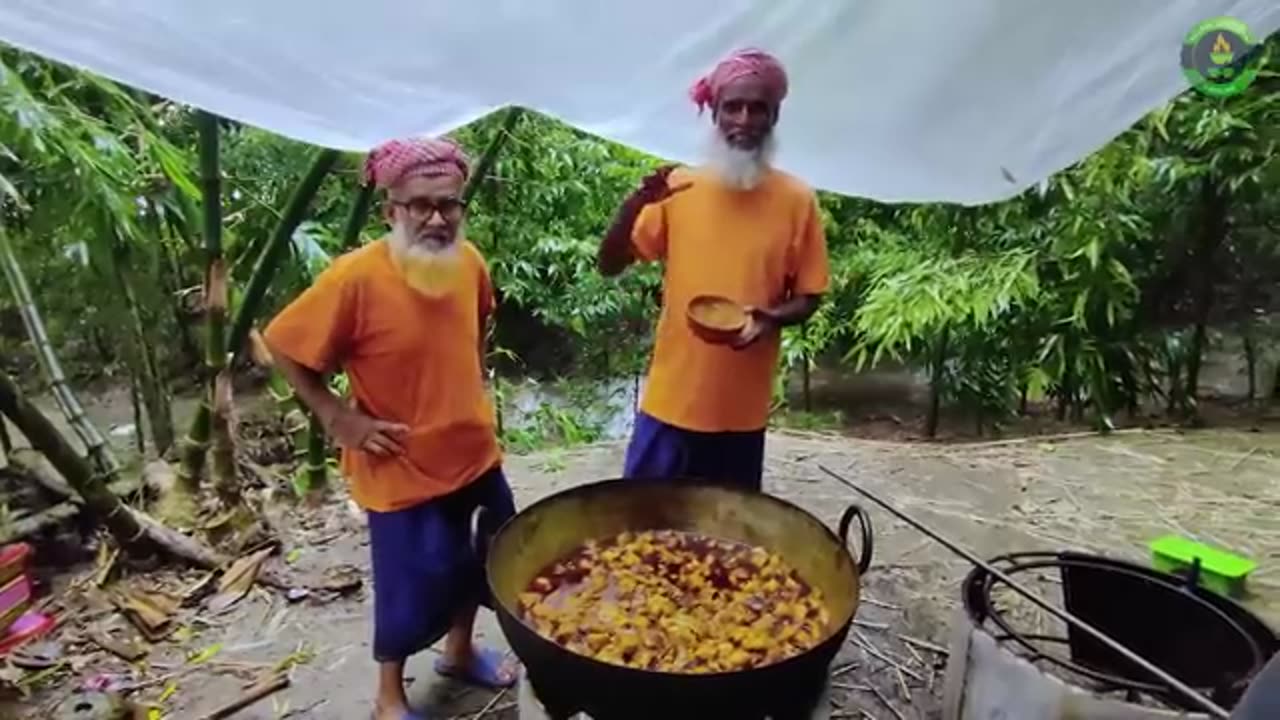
[688,48,789,115]
[363,136,470,190]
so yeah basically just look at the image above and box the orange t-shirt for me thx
[263,239,501,512]
[631,167,830,432]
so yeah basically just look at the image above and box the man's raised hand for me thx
[632,165,693,206]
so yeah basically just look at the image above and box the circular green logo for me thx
[1181,17,1264,97]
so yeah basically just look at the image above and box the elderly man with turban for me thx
[598,48,830,491]
[264,136,517,719]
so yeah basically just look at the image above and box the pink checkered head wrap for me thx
[689,48,789,115]
[363,136,471,190]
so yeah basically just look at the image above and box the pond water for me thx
[498,375,641,442]
[7,331,1273,466]
[495,333,1277,446]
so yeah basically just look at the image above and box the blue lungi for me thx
[366,465,515,662]
[622,411,766,491]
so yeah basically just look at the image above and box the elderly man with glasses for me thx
[264,136,518,720]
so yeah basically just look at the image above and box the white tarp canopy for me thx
[0,1,1276,204]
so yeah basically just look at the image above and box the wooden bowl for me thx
[687,294,747,345]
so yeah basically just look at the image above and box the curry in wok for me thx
[517,528,831,674]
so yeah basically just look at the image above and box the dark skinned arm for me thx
[733,293,824,350]
[267,341,346,431]
[762,293,823,326]
[268,338,408,455]
[598,165,688,277]
[596,194,646,277]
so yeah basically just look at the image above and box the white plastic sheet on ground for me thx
[0,1,1276,204]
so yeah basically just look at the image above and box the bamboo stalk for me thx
[0,448,143,543]
[0,227,119,474]
[195,110,238,498]
[340,183,375,251]
[304,410,328,493]
[177,404,211,491]
[181,148,341,477]
[0,369,286,584]
[227,148,341,363]
[112,237,176,455]
[0,416,11,459]
[0,368,146,547]
[128,370,145,455]
[177,115,215,487]
[210,365,238,504]
[461,106,524,206]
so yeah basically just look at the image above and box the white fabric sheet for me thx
[0,1,1276,204]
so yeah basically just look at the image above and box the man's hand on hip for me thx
[327,409,409,457]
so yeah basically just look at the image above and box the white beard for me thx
[702,129,776,191]
[388,220,461,265]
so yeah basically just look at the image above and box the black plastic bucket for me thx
[961,551,1279,711]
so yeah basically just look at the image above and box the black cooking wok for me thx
[472,477,873,720]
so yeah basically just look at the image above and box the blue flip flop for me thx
[369,711,429,720]
[433,646,518,690]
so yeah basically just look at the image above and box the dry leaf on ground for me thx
[206,548,274,613]
[113,588,180,640]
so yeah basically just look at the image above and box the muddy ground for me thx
[2,413,1278,719]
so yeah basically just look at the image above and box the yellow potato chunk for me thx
[517,529,831,674]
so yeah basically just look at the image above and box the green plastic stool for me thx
[1149,534,1256,599]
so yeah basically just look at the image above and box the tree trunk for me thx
[925,326,949,439]
[1242,330,1257,404]
[1166,354,1184,416]
[1057,340,1075,422]
[0,228,119,475]
[0,368,146,547]
[113,239,176,455]
[1185,177,1227,408]
[0,369,295,587]
[9,446,140,503]
[800,324,812,413]
[153,209,200,369]
[129,370,145,455]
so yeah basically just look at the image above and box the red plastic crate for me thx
[0,543,31,588]
[0,573,32,633]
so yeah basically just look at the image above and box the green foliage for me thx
[457,113,664,377]
[501,402,605,453]
[1,34,1278,451]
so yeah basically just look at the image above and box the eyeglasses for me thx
[391,196,466,221]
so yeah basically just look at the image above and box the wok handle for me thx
[837,504,874,575]
[469,505,492,559]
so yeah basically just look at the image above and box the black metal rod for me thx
[817,464,1230,719]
